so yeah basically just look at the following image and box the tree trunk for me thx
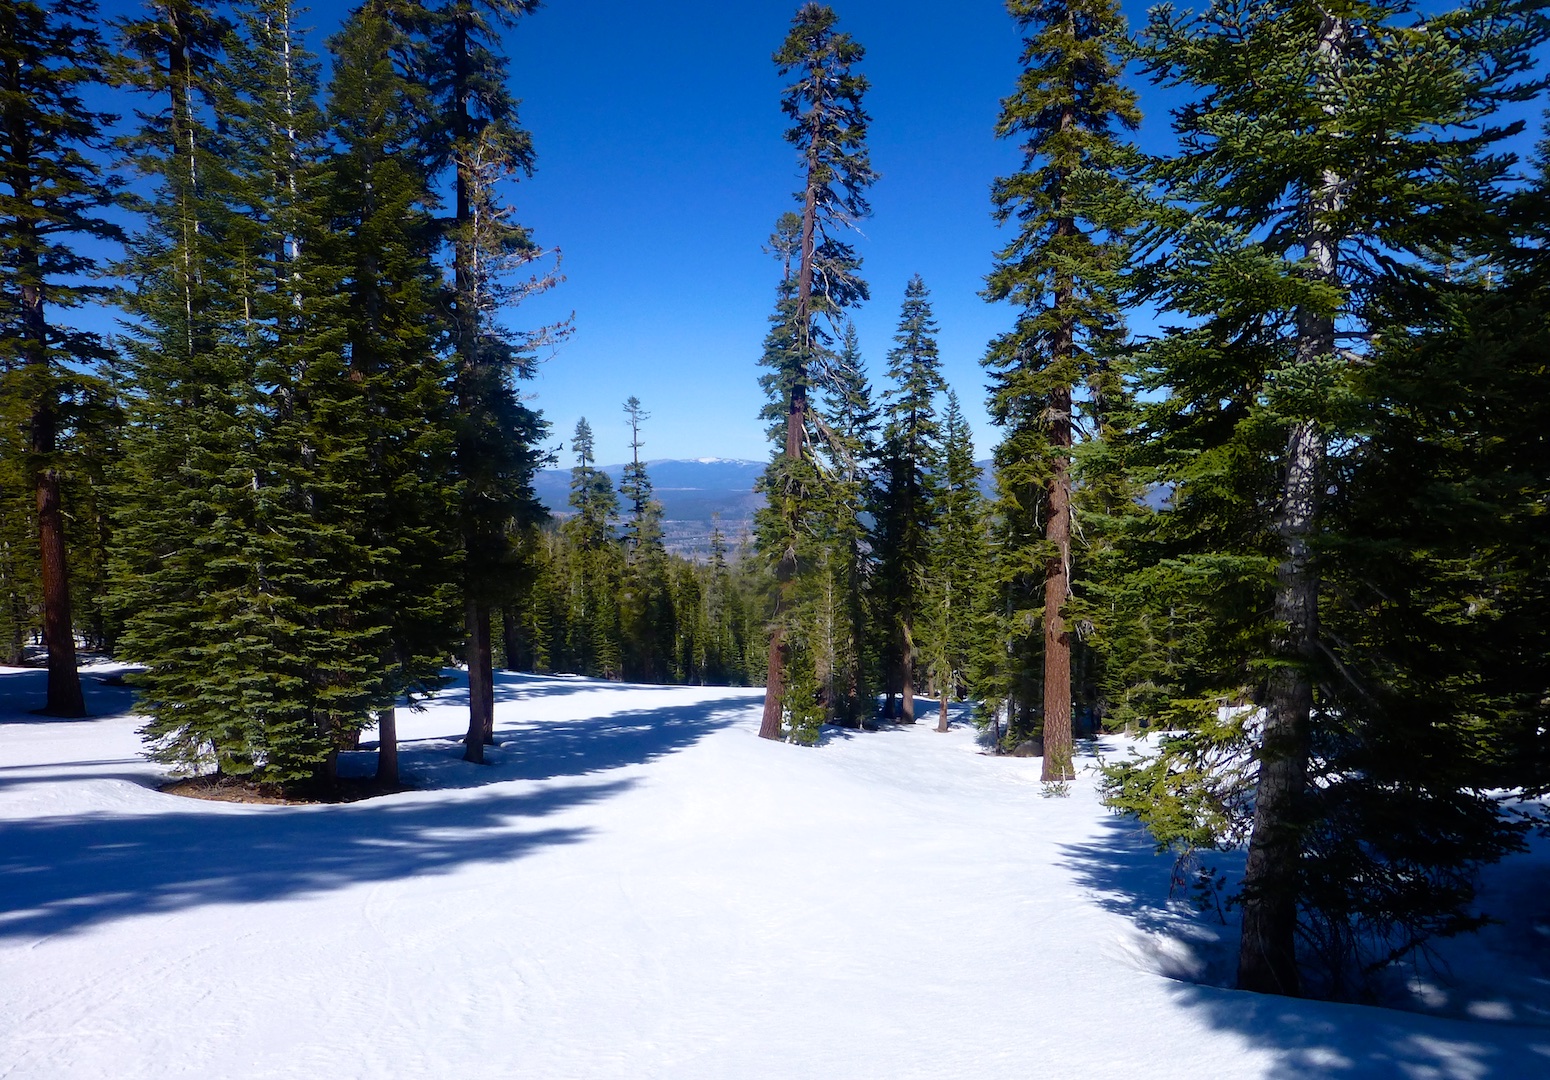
[1041,114,1076,780]
[1041,380,1074,781]
[6,39,85,717]
[759,630,787,740]
[376,704,398,786]
[936,687,949,733]
[899,619,915,723]
[20,271,84,717]
[463,599,494,762]
[34,466,84,716]
[501,605,521,670]
[1237,10,1346,999]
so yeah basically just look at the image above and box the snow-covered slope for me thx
[3,665,1549,1079]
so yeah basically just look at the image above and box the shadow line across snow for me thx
[0,677,756,942]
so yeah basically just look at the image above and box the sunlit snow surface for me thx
[4,663,1550,1079]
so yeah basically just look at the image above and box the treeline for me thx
[506,406,767,687]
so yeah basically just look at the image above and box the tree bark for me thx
[1041,379,1074,781]
[463,598,494,762]
[1238,419,1321,995]
[22,280,83,718]
[936,689,949,733]
[34,465,84,717]
[376,704,398,786]
[759,631,787,740]
[1236,9,1346,999]
[899,619,915,723]
[1041,98,1076,781]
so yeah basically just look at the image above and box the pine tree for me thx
[876,274,945,724]
[756,3,876,741]
[0,0,123,715]
[983,0,1139,780]
[923,391,985,733]
[413,0,562,761]
[326,0,462,785]
[619,396,674,681]
[814,322,878,725]
[703,515,743,684]
[1109,0,1548,995]
[111,0,268,776]
[563,417,622,678]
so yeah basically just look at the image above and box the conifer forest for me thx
[5,0,1550,1010]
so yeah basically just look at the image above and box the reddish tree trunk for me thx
[759,631,787,740]
[20,272,84,718]
[35,468,84,717]
[1041,379,1074,782]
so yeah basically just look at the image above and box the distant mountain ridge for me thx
[532,456,1002,558]
[533,458,766,556]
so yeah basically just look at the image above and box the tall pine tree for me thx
[326,0,462,785]
[876,274,945,724]
[415,0,561,762]
[983,0,1139,779]
[756,3,875,741]
[0,0,122,715]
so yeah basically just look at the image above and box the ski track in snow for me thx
[3,664,1550,1078]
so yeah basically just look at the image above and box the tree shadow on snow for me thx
[1063,813,1550,1079]
[422,669,723,707]
[355,681,758,790]
[0,779,619,941]
[0,676,759,941]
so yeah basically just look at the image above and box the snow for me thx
[4,664,1550,1079]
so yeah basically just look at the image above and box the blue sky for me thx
[86,1,1550,467]
[490,0,1034,467]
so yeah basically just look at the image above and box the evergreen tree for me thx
[414,0,562,761]
[618,397,674,681]
[702,515,744,684]
[876,274,945,724]
[1106,0,1547,995]
[983,0,1139,779]
[0,0,123,715]
[563,417,622,678]
[814,321,878,726]
[111,0,267,776]
[756,3,875,741]
[224,0,392,782]
[326,0,462,785]
[923,391,985,733]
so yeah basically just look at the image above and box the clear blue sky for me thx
[493,0,1033,467]
[88,1,1549,467]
